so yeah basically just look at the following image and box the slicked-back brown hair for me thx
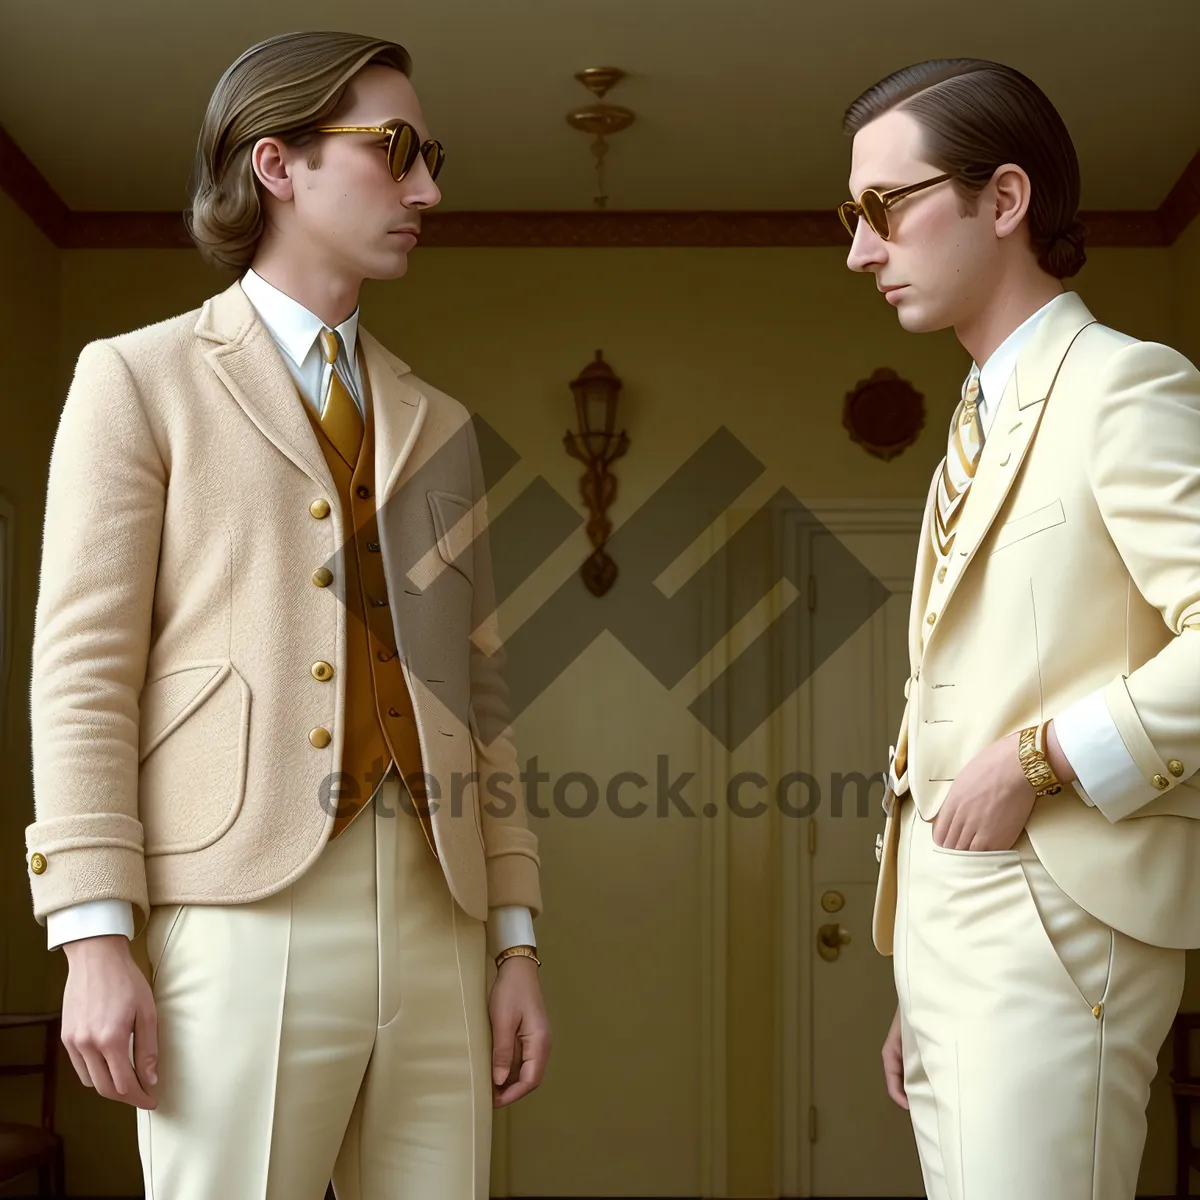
[843,59,1087,279]
[187,30,413,272]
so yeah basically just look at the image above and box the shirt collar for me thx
[976,291,1073,413]
[240,268,360,369]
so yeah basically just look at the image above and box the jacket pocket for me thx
[987,498,1066,555]
[929,842,1021,858]
[427,490,474,585]
[138,660,251,855]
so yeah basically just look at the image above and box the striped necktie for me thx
[932,367,984,558]
[318,328,364,466]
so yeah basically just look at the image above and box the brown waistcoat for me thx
[298,359,436,854]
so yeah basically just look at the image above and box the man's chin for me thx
[364,251,412,283]
[895,299,949,335]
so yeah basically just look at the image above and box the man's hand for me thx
[61,935,158,1110]
[932,723,1075,851]
[882,1006,908,1110]
[489,956,551,1107]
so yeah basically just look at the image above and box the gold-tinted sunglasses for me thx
[313,120,445,183]
[837,172,953,240]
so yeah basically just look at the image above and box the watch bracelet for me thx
[1019,721,1062,796]
[495,944,540,968]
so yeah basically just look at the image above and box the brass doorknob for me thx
[817,922,852,962]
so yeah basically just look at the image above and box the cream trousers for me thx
[893,795,1184,1200]
[135,776,492,1200]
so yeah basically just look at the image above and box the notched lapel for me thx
[360,329,428,509]
[924,293,1097,631]
[195,281,334,493]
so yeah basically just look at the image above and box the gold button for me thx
[1168,759,1185,777]
[1152,773,1169,790]
[937,566,946,583]
[926,612,936,625]
[309,727,332,748]
[312,567,333,588]
[311,661,333,682]
[310,499,331,519]
[29,852,47,875]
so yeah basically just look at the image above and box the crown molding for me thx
[2,124,1196,251]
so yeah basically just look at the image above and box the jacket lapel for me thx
[924,292,1097,635]
[908,467,941,669]
[195,280,334,492]
[195,281,429,506]
[359,329,428,509]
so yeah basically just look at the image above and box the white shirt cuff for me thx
[487,905,536,960]
[1053,689,1153,823]
[46,900,136,950]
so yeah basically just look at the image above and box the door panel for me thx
[797,519,926,1197]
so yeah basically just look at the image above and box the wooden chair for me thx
[0,1013,65,1196]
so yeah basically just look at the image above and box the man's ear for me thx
[992,163,1032,241]
[252,137,295,204]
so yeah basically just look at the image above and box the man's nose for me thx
[846,219,887,273]
[401,159,441,209]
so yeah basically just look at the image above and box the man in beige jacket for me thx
[24,30,548,1199]
[840,59,1200,1199]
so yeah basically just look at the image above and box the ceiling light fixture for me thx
[566,67,636,210]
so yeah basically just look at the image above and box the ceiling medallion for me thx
[566,67,636,209]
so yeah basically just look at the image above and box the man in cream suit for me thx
[24,31,549,1199]
[839,59,1200,1199]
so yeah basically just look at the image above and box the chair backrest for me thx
[1172,1012,1200,1089]
[0,1014,62,1132]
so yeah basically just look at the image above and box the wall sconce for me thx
[563,350,630,596]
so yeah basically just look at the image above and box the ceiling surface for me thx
[1,0,1197,214]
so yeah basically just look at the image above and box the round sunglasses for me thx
[837,172,953,241]
[313,120,445,183]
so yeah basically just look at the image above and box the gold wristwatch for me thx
[1018,721,1063,798]
[495,944,540,969]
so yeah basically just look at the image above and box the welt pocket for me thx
[427,490,474,584]
[987,498,1066,555]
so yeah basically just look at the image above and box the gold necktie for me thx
[932,367,984,558]
[318,328,364,467]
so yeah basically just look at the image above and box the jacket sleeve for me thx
[24,340,166,932]
[464,414,543,916]
[1079,338,1200,821]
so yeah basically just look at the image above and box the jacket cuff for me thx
[484,828,543,916]
[24,813,148,933]
[1083,675,1189,821]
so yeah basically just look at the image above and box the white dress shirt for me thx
[971,291,1146,822]
[46,270,535,959]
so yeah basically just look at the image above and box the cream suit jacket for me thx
[874,291,1200,953]
[24,280,541,934]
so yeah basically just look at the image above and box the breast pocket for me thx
[987,498,1066,555]
[428,490,475,585]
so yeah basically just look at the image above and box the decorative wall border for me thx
[3,124,1197,251]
